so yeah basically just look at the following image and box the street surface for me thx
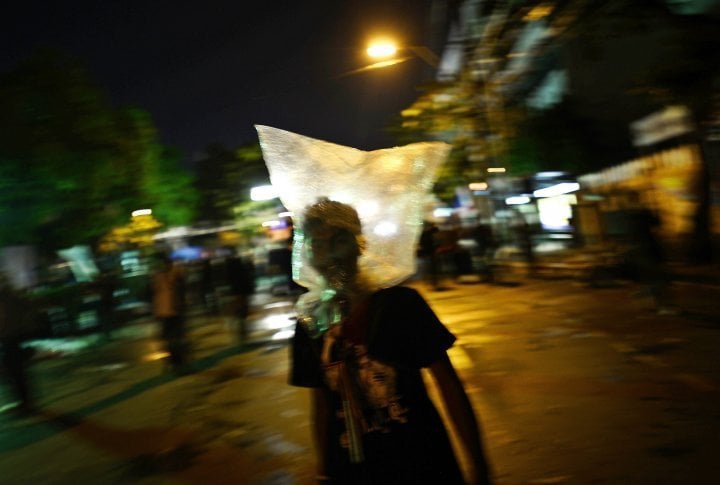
[1,275,719,484]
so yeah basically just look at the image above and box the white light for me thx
[535,171,568,179]
[506,196,531,205]
[537,195,576,229]
[132,209,152,217]
[250,185,278,201]
[533,182,580,198]
[153,226,189,240]
[260,313,296,330]
[278,211,294,218]
[487,167,506,173]
[356,200,380,218]
[367,41,398,59]
[263,301,293,310]
[272,329,295,341]
[373,221,397,237]
[433,207,453,218]
[262,220,282,228]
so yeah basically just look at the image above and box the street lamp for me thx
[366,40,398,59]
[366,39,440,69]
[333,38,439,78]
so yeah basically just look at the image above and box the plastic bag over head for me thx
[256,125,449,292]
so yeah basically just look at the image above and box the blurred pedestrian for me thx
[0,277,37,415]
[225,248,256,345]
[269,243,294,295]
[95,268,118,340]
[291,199,493,484]
[437,225,462,280]
[418,220,440,290]
[513,213,536,277]
[150,254,189,374]
[623,193,676,314]
[472,221,497,283]
[200,257,218,314]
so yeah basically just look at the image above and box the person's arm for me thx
[429,352,492,485]
[310,387,332,483]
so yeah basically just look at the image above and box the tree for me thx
[97,212,163,254]
[0,49,196,252]
[119,108,197,228]
[193,142,270,224]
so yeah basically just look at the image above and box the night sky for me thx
[3,1,437,161]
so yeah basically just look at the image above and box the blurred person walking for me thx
[0,278,37,415]
[225,249,256,345]
[418,220,441,290]
[623,194,676,314]
[150,254,190,374]
[95,268,118,340]
[200,257,219,315]
[472,221,497,283]
[512,213,537,277]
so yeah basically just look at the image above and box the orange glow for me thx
[469,182,488,191]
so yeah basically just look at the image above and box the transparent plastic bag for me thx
[256,125,450,292]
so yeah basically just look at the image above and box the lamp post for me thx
[366,39,440,69]
[334,39,438,78]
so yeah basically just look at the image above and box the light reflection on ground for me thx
[257,312,296,330]
[263,301,294,310]
[271,330,295,341]
[143,351,169,362]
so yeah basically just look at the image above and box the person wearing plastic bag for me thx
[291,199,493,484]
[256,126,493,484]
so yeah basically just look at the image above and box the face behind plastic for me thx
[256,125,450,292]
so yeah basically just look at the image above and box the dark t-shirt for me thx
[291,286,463,484]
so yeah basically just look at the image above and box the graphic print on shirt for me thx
[320,328,409,449]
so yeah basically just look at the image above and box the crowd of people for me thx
[147,247,258,375]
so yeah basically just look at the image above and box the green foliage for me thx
[232,199,281,240]
[193,142,270,223]
[0,49,197,250]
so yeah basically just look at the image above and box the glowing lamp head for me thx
[367,41,398,59]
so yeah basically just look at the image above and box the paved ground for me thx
[1,273,719,484]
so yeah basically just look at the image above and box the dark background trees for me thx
[0,50,197,253]
[193,142,270,225]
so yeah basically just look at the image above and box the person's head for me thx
[301,198,365,289]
